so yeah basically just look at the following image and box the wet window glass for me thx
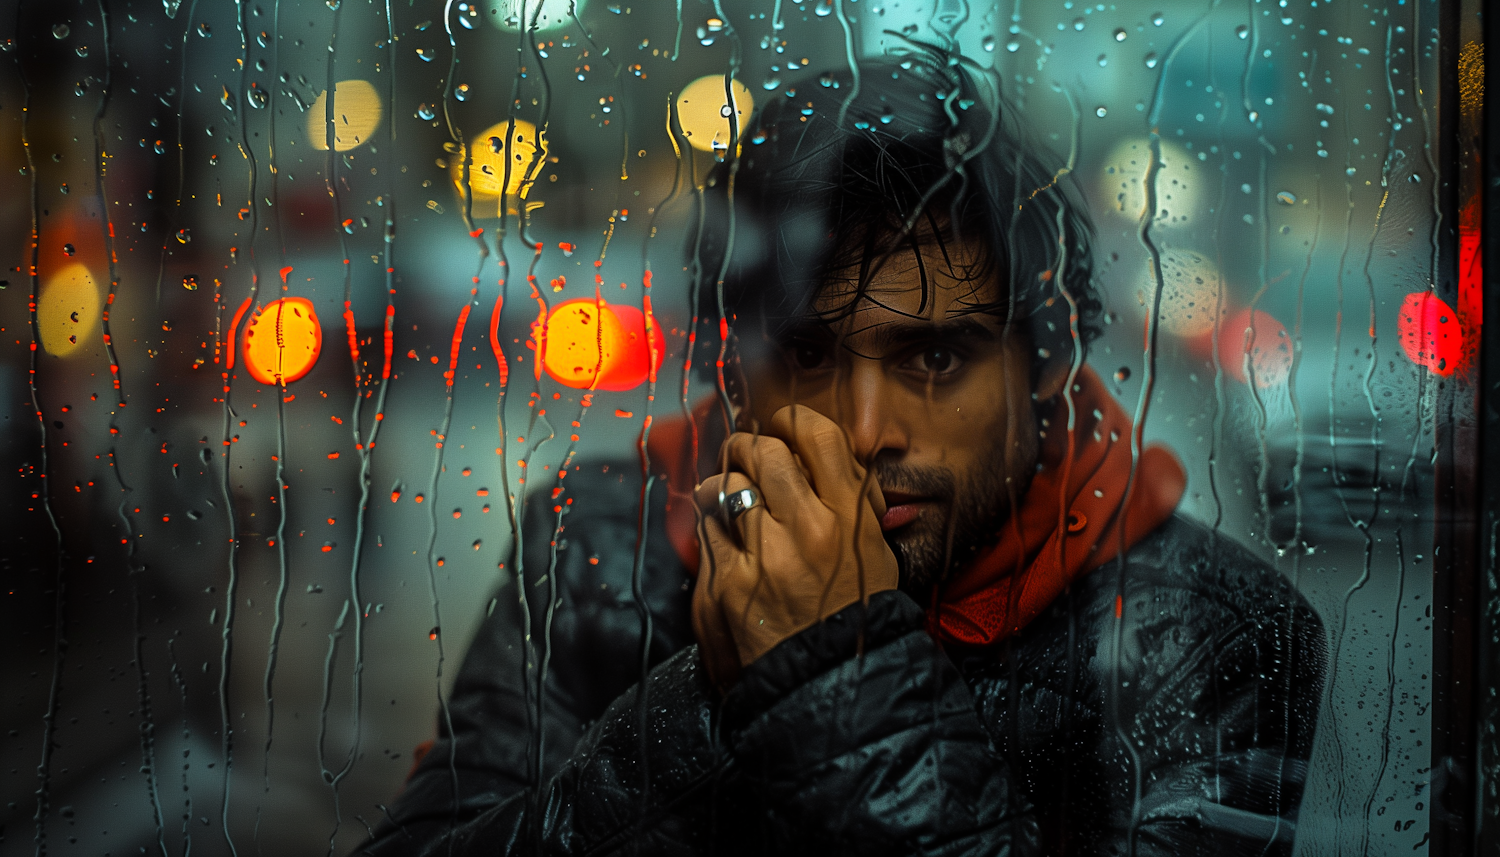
[0,0,1487,854]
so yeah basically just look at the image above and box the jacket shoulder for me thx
[994,514,1326,718]
[1067,514,1327,735]
[1110,514,1323,642]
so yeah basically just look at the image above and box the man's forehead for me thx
[810,239,1004,328]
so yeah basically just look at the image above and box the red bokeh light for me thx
[1397,291,1464,377]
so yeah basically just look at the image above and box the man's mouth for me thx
[879,491,928,531]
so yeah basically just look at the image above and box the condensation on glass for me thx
[0,0,1482,854]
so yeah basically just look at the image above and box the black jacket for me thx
[356,464,1325,856]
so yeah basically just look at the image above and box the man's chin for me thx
[887,516,1004,593]
[886,527,948,592]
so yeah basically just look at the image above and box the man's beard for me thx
[873,441,1017,596]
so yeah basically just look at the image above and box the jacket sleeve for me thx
[354,645,730,857]
[721,590,1041,857]
[350,470,697,856]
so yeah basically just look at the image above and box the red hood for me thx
[645,365,1185,648]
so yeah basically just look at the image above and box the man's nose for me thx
[839,361,909,464]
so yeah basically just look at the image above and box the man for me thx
[356,48,1325,856]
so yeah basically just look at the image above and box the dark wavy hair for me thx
[691,45,1102,387]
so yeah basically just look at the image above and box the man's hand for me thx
[691,405,899,690]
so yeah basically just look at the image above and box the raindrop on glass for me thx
[982,35,995,52]
[175,228,191,244]
[246,84,268,109]
[198,22,211,36]
[1097,54,1107,67]
[1006,38,1020,52]
[1114,366,1132,383]
[59,183,69,194]
[1113,28,1127,41]
[1236,24,1249,39]
[417,103,437,121]
[75,45,88,57]
[1144,52,1158,69]
[1095,106,1107,118]
[1151,11,1164,25]
[1072,17,1085,31]
[814,0,832,16]
[1276,191,1296,205]
[52,23,70,39]
[762,73,781,90]
[182,275,199,290]
[62,243,75,256]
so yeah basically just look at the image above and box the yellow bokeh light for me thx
[450,119,548,212]
[1097,139,1203,229]
[485,0,582,33]
[676,76,753,153]
[1147,249,1225,339]
[308,80,383,152]
[38,263,99,357]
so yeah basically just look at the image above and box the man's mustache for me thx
[870,461,954,501]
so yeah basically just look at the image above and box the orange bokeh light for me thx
[242,297,323,385]
[1218,308,1291,388]
[541,298,663,391]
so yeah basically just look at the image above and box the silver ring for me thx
[719,487,759,521]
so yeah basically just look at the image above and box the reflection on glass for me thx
[0,0,1480,854]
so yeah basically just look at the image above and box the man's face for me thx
[740,236,1046,589]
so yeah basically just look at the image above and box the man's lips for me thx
[879,492,927,531]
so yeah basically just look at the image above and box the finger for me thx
[691,470,760,520]
[720,432,819,520]
[694,483,754,555]
[692,557,743,690]
[766,405,867,502]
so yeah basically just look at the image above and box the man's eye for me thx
[787,342,832,371]
[910,346,962,375]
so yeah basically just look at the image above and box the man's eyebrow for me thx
[855,316,1000,353]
